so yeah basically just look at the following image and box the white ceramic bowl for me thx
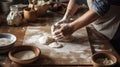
[0,33,16,54]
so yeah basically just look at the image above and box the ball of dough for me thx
[48,42,63,48]
[39,36,55,45]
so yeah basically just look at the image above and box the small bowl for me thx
[23,7,37,22]
[91,52,117,67]
[8,45,41,64]
[0,33,16,54]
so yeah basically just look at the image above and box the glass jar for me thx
[7,5,23,26]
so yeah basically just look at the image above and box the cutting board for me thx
[23,26,92,65]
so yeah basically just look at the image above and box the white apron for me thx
[87,0,120,39]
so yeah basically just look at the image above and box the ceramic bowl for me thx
[0,33,16,54]
[8,45,41,64]
[91,52,117,67]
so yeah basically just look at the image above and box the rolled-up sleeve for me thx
[93,0,110,16]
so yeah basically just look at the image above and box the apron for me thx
[87,0,120,40]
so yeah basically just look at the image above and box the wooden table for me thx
[0,8,120,67]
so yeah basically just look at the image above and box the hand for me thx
[51,23,74,40]
[51,18,69,37]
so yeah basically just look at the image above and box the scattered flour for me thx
[24,35,43,44]
[23,26,92,64]
[70,56,78,63]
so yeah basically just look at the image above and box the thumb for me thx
[51,25,56,32]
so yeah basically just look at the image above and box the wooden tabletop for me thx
[0,8,120,67]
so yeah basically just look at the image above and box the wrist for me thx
[63,12,71,20]
[68,23,75,33]
[63,15,68,20]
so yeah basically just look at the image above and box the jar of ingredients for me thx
[7,5,23,26]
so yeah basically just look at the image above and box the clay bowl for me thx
[9,45,41,64]
[23,7,37,22]
[0,33,16,54]
[91,52,117,67]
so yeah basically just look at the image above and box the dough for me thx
[51,23,75,42]
[39,36,55,45]
[39,35,63,48]
[48,42,63,48]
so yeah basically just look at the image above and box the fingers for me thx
[51,25,55,32]
[51,20,69,40]
[52,28,65,40]
[55,22,61,25]
[53,33,64,40]
[52,29,61,36]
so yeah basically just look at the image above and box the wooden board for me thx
[23,26,92,65]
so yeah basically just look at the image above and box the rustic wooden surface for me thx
[0,23,120,67]
[0,6,120,67]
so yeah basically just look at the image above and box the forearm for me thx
[63,0,79,20]
[69,9,100,31]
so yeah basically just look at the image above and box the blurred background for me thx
[0,0,87,13]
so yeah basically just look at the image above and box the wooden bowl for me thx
[0,33,16,54]
[8,45,41,64]
[91,52,117,67]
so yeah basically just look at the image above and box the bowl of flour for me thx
[8,45,41,64]
[91,52,117,67]
[0,33,16,54]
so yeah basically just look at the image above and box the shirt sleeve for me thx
[93,0,110,16]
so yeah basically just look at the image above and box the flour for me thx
[95,49,112,52]
[53,42,90,52]
[23,26,92,64]
[70,56,78,63]
[24,35,43,44]
[13,50,36,60]
[80,54,89,59]
[96,58,114,65]
[0,38,12,46]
